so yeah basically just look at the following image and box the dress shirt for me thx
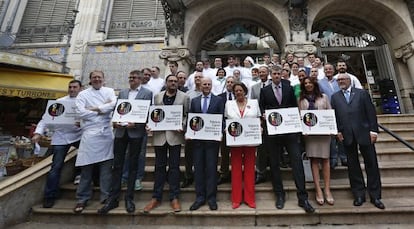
[128,85,141,99]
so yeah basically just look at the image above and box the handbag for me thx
[302,152,313,182]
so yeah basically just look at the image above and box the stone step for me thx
[58,176,414,202]
[373,147,414,161]
[29,196,414,226]
[374,137,414,149]
[377,114,414,123]
[378,129,414,139]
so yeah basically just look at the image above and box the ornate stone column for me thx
[395,41,414,80]
[285,43,317,58]
[160,0,193,74]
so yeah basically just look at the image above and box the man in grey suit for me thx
[143,74,190,213]
[99,70,153,214]
[331,73,385,209]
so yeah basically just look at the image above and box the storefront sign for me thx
[225,118,262,147]
[0,87,64,99]
[111,99,150,123]
[319,35,367,48]
[265,108,302,135]
[42,100,78,126]
[147,105,183,131]
[300,110,338,135]
[185,113,223,141]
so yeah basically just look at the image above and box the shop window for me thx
[107,0,165,39]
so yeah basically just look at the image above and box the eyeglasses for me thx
[128,76,141,80]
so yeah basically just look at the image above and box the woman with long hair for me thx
[298,77,334,206]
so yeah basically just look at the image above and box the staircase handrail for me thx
[378,123,414,151]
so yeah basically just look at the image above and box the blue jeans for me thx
[44,141,79,199]
[76,159,112,204]
[152,143,181,201]
[122,132,147,181]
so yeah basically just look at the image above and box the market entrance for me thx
[312,16,402,114]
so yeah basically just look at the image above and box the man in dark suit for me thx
[189,78,224,211]
[259,65,314,213]
[216,76,235,185]
[99,70,153,214]
[331,73,385,209]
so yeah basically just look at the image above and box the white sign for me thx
[300,110,338,135]
[265,107,302,135]
[185,113,223,141]
[225,118,262,147]
[111,99,150,123]
[42,100,78,126]
[147,105,183,131]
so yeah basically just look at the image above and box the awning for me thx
[0,68,73,99]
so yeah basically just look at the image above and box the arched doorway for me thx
[312,16,403,114]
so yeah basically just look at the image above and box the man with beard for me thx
[334,60,363,89]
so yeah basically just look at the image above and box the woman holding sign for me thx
[225,82,261,209]
[298,77,334,206]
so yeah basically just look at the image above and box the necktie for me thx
[262,82,266,88]
[344,90,350,103]
[275,85,282,104]
[202,96,208,113]
[228,93,232,100]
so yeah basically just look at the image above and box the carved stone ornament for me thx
[395,41,414,63]
[285,43,317,58]
[159,47,192,63]
[161,0,186,46]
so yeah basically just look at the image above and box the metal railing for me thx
[378,123,414,151]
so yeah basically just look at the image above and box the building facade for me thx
[1,0,414,113]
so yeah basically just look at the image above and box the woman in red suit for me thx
[224,82,261,209]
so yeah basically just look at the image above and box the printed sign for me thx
[42,100,78,126]
[111,99,150,123]
[265,107,302,135]
[147,105,183,131]
[225,118,262,146]
[185,113,223,141]
[300,110,338,135]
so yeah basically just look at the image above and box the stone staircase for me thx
[26,114,414,226]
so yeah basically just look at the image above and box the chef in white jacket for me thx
[73,70,116,213]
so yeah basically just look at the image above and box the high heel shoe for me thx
[245,202,256,209]
[316,193,325,205]
[325,192,335,205]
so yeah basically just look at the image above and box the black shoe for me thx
[330,161,338,169]
[125,200,135,213]
[208,201,218,211]
[370,199,385,209]
[189,201,205,211]
[298,200,315,213]
[353,197,366,206]
[43,198,55,208]
[341,159,348,166]
[98,199,119,214]
[275,195,285,209]
[279,162,288,168]
[181,178,193,188]
[255,174,266,184]
[217,175,230,185]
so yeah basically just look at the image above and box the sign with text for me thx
[42,100,78,126]
[300,110,338,135]
[111,99,150,123]
[185,113,223,141]
[147,105,183,131]
[226,118,262,146]
[265,107,302,135]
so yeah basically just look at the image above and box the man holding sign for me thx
[32,80,82,208]
[188,78,224,211]
[143,74,190,213]
[99,70,152,214]
[259,65,314,213]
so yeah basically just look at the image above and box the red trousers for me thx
[231,146,256,206]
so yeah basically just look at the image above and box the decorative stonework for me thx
[0,51,63,72]
[159,47,193,65]
[288,0,308,41]
[285,43,317,58]
[395,41,414,63]
[161,0,186,46]
[406,0,414,29]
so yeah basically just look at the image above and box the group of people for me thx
[32,53,385,216]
